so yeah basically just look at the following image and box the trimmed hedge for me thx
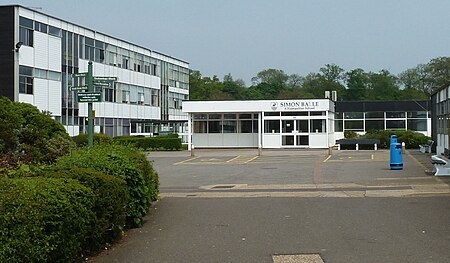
[55,144,159,227]
[361,130,430,149]
[113,135,182,150]
[44,167,129,252]
[72,133,112,147]
[0,177,95,262]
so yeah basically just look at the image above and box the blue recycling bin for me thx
[390,135,403,170]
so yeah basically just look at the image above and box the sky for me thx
[3,0,450,85]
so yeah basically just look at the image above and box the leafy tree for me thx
[344,68,369,101]
[366,70,401,100]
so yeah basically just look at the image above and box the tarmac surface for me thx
[90,149,450,263]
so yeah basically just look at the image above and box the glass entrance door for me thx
[281,119,309,147]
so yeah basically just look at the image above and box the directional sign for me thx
[69,85,88,91]
[77,92,102,103]
[72,73,87,78]
[93,76,117,81]
[93,81,110,87]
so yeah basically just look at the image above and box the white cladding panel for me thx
[48,80,61,116]
[19,94,34,105]
[34,32,49,69]
[19,46,34,67]
[34,78,49,111]
[48,36,61,71]
[184,100,331,113]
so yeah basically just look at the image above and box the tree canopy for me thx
[189,57,450,101]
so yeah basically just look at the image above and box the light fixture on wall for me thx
[15,41,23,52]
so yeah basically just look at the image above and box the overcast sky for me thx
[4,0,450,85]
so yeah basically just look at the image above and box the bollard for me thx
[401,142,405,154]
[191,144,195,157]
[389,135,403,170]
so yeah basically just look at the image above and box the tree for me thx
[366,70,401,100]
[344,68,369,101]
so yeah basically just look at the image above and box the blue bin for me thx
[390,142,403,170]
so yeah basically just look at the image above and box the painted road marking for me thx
[273,254,324,263]
[173,156,199,165]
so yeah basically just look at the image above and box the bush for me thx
[72,133,112,147]
[344,130,358,139]
[43,167,129,252]
[0,97,74,168]
[361,129,430,149]
[55,144,159,227]
[0,177,95,262]
[113,135,182,151]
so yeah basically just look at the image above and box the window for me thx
[335,120,343,132]
[194,121,207,133]
[48,25,62,37]
[19,66,33,94]
[19,27,33,47]
[407,111,427,118]
[208,121,221,133]
[310,119,326,133]
[365,112,384,118]
[386,112,405,118]
[222,121,237,133]
[240,120,253,133]
[408,119,427,131]
[19,17,33,28]
[34,21,47,33]
[386,120,406,129]
[264,120,280,133]
[344,120,363,131]
[344,112,363,119]
[365,120,384,131]
[105,88,114,102]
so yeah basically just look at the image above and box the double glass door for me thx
[281,119,309,147]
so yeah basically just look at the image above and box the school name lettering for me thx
[279,101,319,110]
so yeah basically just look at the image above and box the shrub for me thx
[55,144,159,227]
[0,97,74,168]
[43,167,129,252]
[72,133,112,147]
[113,135,182,151]
[0,177,95,262]
[361,129,430,149]
[344,130,358,139]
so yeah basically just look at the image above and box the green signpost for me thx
[71,62,117,146]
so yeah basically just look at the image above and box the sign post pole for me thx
[87,61,94,147]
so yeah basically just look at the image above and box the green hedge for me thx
[55,144,159,227]
[44,167,129,252]
[361,130,430,149]
[72,133,112,147]
[0,177,95,262]
[113,135,182,151]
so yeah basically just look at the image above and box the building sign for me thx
[271,101,320,111]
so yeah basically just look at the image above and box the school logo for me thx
[271,102,278,110]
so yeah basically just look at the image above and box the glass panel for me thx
[335,112,343,119]
[297,120,309,133]
[48,26,62,37]
[19,17,33,28]
[208,114,221,120]
[386,112,405,118]
[282,120,294,133]
[297,135,309,146]
[386,120,406,129]
[265,112,280,116]
[194,114,207,120]
[281,111,308,116]
[282,135,294,146]
[407,111,427,118]
[407,119,427,131]
[335,120,343,132]
[365,120,384,131]
[310,111,325,116]
[222,120,237,133]
[310,119,326,133]
[239,114,252,119]
[194,121,207,133]
[240,120,253,133]
[208,121,221,133]
[264,120,280,133]
[344,112,364,119]
[344,120,363,130]
[224,114,236,119]
[365,112,384,118]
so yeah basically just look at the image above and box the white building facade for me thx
[0,5,189,137]
[183,99,336,149]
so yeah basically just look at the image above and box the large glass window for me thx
[386,112,405,118]
[310,119,326,133]
[194,121,207,133]
[19,27,33,47]
[344,120,363,131]
[407,119,427,131]
[208,121,221,133]
[335,120,343,132]
[365,112,384,118]
[282,120,294,133]
[240,120,253,133]
[222,121,237,133]
[386,120,406,129]
[344,112,363,119]
[365,120,384,131]
[264,120,280,133]
[407,111,427,118]
[48,25,62,37]
[297,120,308,133]
[19,66,33,94]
